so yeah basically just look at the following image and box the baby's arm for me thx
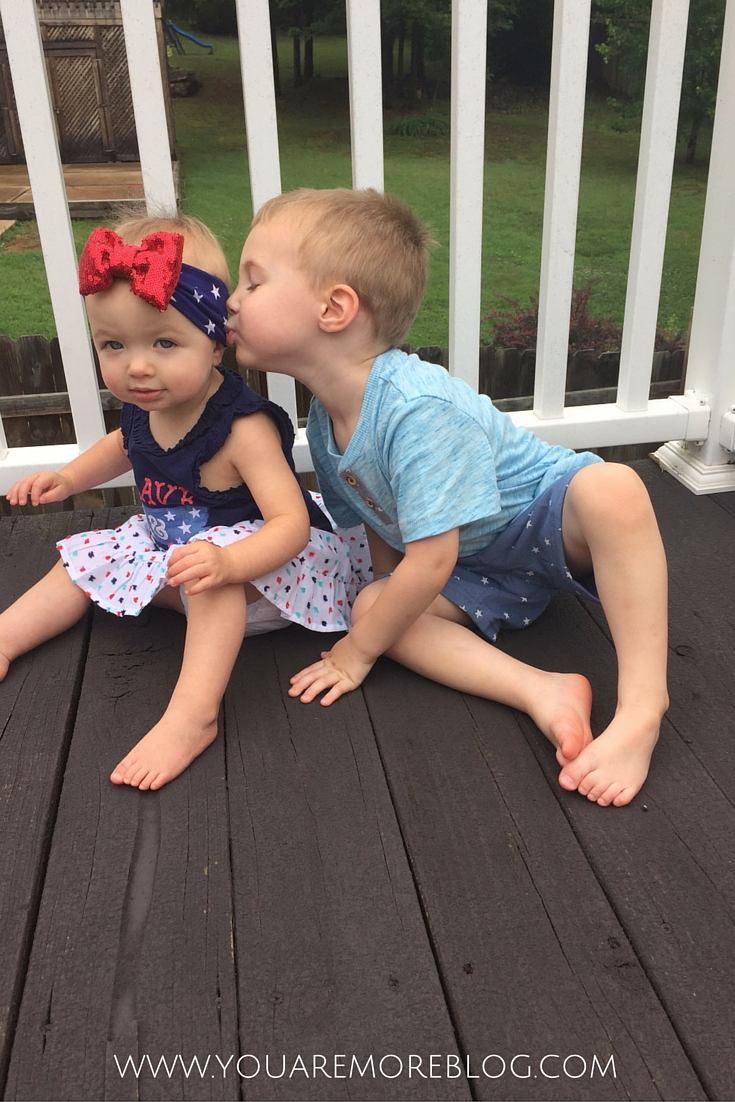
[166,412,311,595]
[289,526,459,705]
[6,429,131,506]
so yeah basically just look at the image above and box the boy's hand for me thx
[6,470,74,507]
[166,541,233,596]
[288,635,375,705]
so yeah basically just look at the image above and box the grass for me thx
[1,33,710,346]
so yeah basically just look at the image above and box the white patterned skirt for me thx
[57,496,371,634]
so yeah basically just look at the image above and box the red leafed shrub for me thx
[484,285,684,353]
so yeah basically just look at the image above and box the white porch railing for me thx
[1,0,734,493]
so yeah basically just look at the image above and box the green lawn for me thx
[1,33,710,346]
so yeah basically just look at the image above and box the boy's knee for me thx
[569,463,654,528]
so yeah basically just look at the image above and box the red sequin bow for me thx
[78,228,185,312]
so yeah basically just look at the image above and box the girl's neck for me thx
[148,365,223,451]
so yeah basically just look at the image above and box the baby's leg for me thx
[351,581,594,766]
[0,559,91,681]
[556,463,668,806]
[110,583,248,790]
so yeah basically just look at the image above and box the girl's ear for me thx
[211,340,225,366]
[319,284,360,333]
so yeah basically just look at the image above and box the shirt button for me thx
[346,474,357,486]
[365,498,376,509]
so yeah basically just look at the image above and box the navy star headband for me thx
[169,263,229,344]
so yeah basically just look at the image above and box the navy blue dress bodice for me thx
[120,367,330,548]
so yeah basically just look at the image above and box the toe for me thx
[583,773,609,802]
[596,782,623,807]
[127,762,149,788]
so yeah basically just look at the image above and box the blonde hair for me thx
[252,188,435,348]
[113,208,230,287]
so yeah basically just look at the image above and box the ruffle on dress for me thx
[57,495,371,632]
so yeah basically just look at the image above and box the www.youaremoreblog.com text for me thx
[113,1050,618,1083]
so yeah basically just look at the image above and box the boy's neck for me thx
[298,339,387,454]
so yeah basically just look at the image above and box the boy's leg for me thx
[110,583,248,790]
[556,462,668,806]
[351,583,594,766]
[0,559,91,681]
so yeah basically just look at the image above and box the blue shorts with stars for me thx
[441,469,599,642]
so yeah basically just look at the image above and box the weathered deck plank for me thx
[5,604,239,1102]
[495,461,735,1099]
[224,626,468,1102]
[0,510,103,1090]
[363,656,703,1101]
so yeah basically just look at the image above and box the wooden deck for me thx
[0,458,733,1101]
[0,163,178,220]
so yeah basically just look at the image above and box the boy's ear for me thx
[319,284,360,333]
[211,340,225,366]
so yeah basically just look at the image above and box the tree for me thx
[379,0,520,104]
[271,0,345,88]
[594,0,726,164]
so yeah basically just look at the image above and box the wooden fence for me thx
[0,334,687,515]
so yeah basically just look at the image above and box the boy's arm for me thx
[6,430,131,506]
[289,527,459,705]
[166,413,311,594]
[364,524,403,579]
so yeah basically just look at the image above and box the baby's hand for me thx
[166,541,233,596]
[6,470,73,506]
[288,635,375,706]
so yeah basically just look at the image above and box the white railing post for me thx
[533,0,591,419]
[0,0,107,455]
[655,0,735,493]
[616,0,689,413]
[448,0,488,389]
[234,0,282,213]
[119,0,177,216]
[345,0,384,192]
[234,0,298,430]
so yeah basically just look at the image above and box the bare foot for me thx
[526,671,594,766]
[558,711,660,807]
[0,652,9,682]
[110,711,218,791]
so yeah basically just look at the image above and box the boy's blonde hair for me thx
[252,188,434,348]
[113,208,231,287]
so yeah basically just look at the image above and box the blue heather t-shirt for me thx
[307,348,602,556]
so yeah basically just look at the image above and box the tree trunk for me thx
[293,34,302,87]
[409,22,425,99]
[397,23,405,92]
[303,0,314,81]
[685,111,704,165]
[415,22,425,86]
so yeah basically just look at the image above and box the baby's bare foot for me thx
[110,711,218,791]
[558,712,660,807]
[527,672,594,766]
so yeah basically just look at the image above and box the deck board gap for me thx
[359,686,480,1100]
